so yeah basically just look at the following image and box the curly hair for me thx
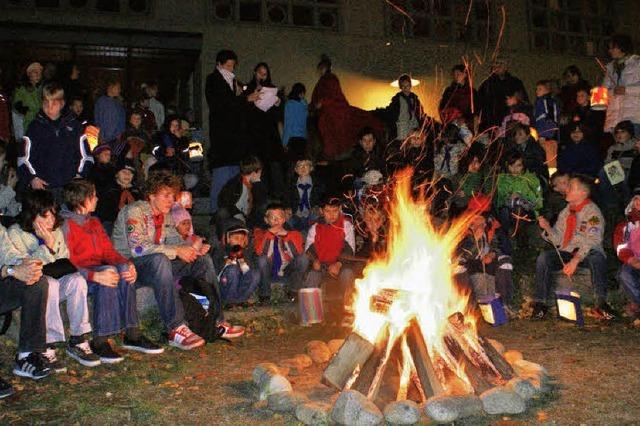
[19,189,63,233]
[145,170,182,197]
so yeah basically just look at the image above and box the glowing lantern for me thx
[555,289,584,326]
[529,127,539,141]
[84,125,100,152]
[590,86,609,111]
[477,295,508,326]
[298,288,324,326]
[390,77,420,88]
[183,141,204,161]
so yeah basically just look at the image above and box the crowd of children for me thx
[2,32,640,399]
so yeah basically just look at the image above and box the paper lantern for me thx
[184,141,204,161]
[84,125,100,152]
[298,288,324,326]
[555,289,584,326]
[478,295,508,326]
[590,86,609,111]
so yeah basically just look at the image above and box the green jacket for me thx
[13,84,42,131]
[495,172,542,210]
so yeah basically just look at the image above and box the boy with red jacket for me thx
[255,203,309,302]
[62,179,163,360]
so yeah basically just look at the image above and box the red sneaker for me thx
[219,322,245,339]
[168,325,205,350]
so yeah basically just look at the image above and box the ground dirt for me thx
[1,307,640,425]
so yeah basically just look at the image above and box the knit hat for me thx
[116,162,136,175]
[225,224,249,242]
[467,193,492,214]
[26,62,43,74]
[170,203,194,236]
[92,143,111,157]
[615,120,635,138]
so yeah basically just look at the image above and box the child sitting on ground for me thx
[212,222,260,307]
[454,194,514,309]
[285,158,324,232]
[255,203,308,303]
[495,151,543,239]
[303,196,356,310]
[542,171,569,225]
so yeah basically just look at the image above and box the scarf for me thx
[152,213,164,244]
[561,199,590,249]
[119,188,135,210]
[217,66,236,91]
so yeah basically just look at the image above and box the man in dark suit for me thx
[205,49,260,213]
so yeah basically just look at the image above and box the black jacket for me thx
[284,173,325,214]
[205,69,251,168]
[478,72,529,130]
[384,92,424,140]
[217,174,268,222]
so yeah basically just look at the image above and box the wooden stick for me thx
[322,332,375,390]
[406,319,446,398]
[350,324,390,395]
[479,337,514,380]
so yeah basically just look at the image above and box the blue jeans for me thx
[257,254,310,298]
[132,253,185,331]
[172,255,224,322]
[534,249,608,304]
[209,165,240,213]
[218,264,260,304]
[617,263,640,304]
[87,264,139,337]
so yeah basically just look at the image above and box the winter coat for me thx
[557,140,602,177]
[505,137,549,183]
[495,172,543,211]
[243,80,284,162]
[18,111,93,188]
[111,200,185,260]
[94,95,126,143]
[282,99,308,147]
[478,72,529,130]
[205,69,251,168]
[0,224,24,266]
[559,79,591,113]
[605,138,637,174]
[218,174,268,222]
[438,82,479,123]
[284,174,325,217]
[542,200,605,259]
[61,210,129,281]
[0,184,20,217]
[498,102,534,138]
[12,83,42,132]
[534,94,559,139]
[628,155,640,192]
[614,196,640,264]
[349,144,386,177]
[604,54,640,132]
[7,224,68,264]
[305,215,356,265]
[385,92,425,141]
[96,183,143,223]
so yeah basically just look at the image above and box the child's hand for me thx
[328,262,342,277]
[312,259,322,271]
[482,252,496,265]
[93,269,119,287]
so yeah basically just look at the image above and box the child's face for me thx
[535,84,549,97]
[169,119,181,137]
[514,128,529,144]
[565,178,587,204]
[552,175,569,194]
[570,128,584,143]
[468,157,481,173]
[265,209,286,228]
[176,219,192,238]
[399,80,412,96]
[71,100,83,116]
[359,134,376,153]
[129,114,142,129]
[453,69,466,84]
[248,169,262,183]
[576,90,589,107]
[633,196,640,211]
[508,159,524,175]
[295,161,312,178]
[34,210,55,232]
[635,139,640,153]
[615,129,632,144]
[97,150,111,164]
[227,232,248,248]
[505,95,517,106]
[321,204,341,224]
[116,169,134,186]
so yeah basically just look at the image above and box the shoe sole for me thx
[221,332,244,339]
[121,344,165,355]
[12,368,50,380]
[99,356,124,364]
[169,339,206,350]
[65,349,102,368]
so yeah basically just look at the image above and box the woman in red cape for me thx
[311,55,384,160]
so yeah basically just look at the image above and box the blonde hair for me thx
[42,82,64,101]
[295,159,314,171]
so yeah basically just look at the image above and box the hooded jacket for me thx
[614,196,640,264]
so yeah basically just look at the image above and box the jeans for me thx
[87,264,139,337]
[46,273,92,344]
[0,276,48,353]
[209,165,240,213]
[218,264,260,304]
[534,249,608,304]
[132,253,185,331]
[304,265,356,306]
[257,254,310,298]
[617,263,640,304]
[172,255,224,322]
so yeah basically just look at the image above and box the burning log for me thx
[322,332,375,390]
[479,337,514,380]
[350,324,390,396]
[406,319,446,398]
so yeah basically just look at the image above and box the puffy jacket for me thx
[61,210,129,281]
[0,224,24,266]
[12,83,42,131]
[604,54,640,132]
[18,111,93,188]
[7,224,68,264]
[542,200,604,260]
[495,172,543,210]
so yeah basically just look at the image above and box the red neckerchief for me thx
[119,188,135,210]
[562,199,590,249]
[152,213,164,244]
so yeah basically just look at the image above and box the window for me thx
[35,0,60,7]
[528,0,617,55]
[211,0,341,31]
[386,0,491,42]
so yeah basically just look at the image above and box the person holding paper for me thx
[243,62,286,199]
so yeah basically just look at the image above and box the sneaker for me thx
[593,301,617,321]
[0,376,14,399]
[530,302,548,320]
[168,325,205,350]
[90,340,124,364]
[13,353,51,380]
[42,347,67,374]
[66,340,101,367]
[218,321,245,339]
[121,335,165,355]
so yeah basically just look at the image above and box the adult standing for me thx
[12,62,43,135]
[438,64,479,127]
[94,78,126,145]
[603,33,640,135]
[144,82,165,131]
[559,65,591,113]
[477,59,529,133]
[205,49,259,213]
[311,55,383,160]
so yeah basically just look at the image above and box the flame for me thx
[351,169,479,394]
